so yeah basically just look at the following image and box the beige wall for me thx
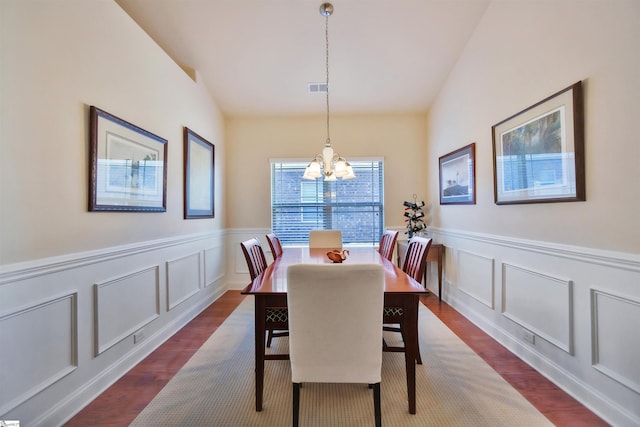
[225,113,429,230]
[426,0,640,253]
[0,0,225,264]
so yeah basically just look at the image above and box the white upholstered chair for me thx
[287,263,384,427]
[308,229,343,248]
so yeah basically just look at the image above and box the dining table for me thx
[241,246,428,414]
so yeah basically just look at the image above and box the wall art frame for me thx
[439,142,476,205]
[89,106,167,212]
[183,127,215,219]
[492,81,585,205]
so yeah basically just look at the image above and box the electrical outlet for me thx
[522,329,535,345]
[134,329,145,344]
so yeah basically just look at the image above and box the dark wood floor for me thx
[66,290,608,426]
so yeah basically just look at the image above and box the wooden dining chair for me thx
[287,263,384,427]
[240,238,288,348]
[378,229,399,262]
[400,236,432,285]
[265,232,283,260]
[383,235,432,364]
[264,233,288,346]
[240,238,268,281]
[309,229,342,248]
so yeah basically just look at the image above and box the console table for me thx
[397,240,444,301]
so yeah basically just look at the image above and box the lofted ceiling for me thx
[116,0,490,116]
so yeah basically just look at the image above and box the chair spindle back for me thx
[240,238,268,281]
[401,236,432,283]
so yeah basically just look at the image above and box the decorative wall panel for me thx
[591,289,640,393]
[166,252,201,310]
[0,293,77,415]
[204,246,224,287]
[502,263,573,353]
[94,266,160,355]
[457,249,495,308]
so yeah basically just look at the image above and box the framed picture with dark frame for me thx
[183,127,215,219]
[492,81,585,205]
[89,106,167,212]
[439,143,476,205]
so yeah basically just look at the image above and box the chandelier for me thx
[303,2,356,181]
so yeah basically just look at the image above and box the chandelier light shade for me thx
[303,2,356,181]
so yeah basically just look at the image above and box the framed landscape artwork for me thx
[183,127,215,219]
[89,106,167,212]
[439,143,476,205]
[492,81,585,205]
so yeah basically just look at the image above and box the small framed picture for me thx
[492,81,585,205]
[439,143,476,205]
[89,106,167,212]
[183,127,215,219]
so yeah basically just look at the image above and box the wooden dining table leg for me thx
[254,296,266,411]
[436,247,443,301]
[403,294,419,414]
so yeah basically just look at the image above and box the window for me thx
[271,159,384,245]
[300,181,323,222]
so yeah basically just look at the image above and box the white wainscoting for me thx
[5,227,636,425]
[502,263,573,354]
[94,266,160,355]
[204,245,224,287]
[457,249,495,308]
[0,293,77,416]
[166,252,201,311]
[0,231,226,426]
[591,288,640,394]
[433,227,640,427]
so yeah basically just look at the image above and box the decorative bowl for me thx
[326,249,349,263]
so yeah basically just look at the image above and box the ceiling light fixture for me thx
[303,2,355,181]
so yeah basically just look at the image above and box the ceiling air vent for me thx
[307,82,328,93]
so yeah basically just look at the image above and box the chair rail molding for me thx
[432,227,640,272]
[0,230,225,286]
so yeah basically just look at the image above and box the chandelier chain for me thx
[325,12,330,146]
[303,3,355,181]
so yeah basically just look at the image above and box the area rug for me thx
[131,298,552,426]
